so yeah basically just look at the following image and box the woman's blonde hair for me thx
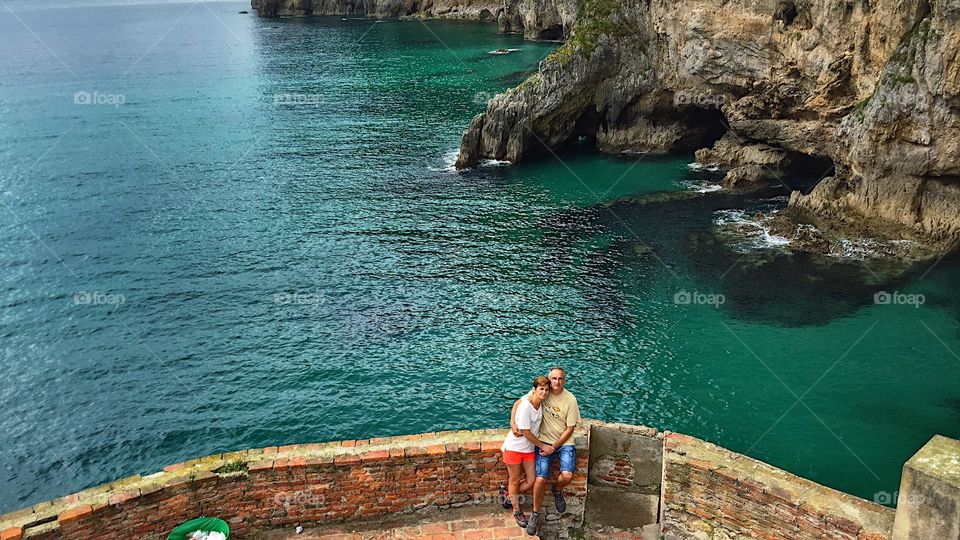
[532,375,550,389]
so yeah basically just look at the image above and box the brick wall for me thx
[0,424,912,540]
[660,433,896,540]
[0,429,588,540]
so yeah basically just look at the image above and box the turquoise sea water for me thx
[1,0,959,514]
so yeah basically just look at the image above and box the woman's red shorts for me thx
[502,450,535,465]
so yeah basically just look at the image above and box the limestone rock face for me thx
[455,0,960,246]
[251,0,576,39]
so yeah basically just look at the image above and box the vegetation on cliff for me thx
[545,0,632,66]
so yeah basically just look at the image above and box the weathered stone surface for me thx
[585,423,663,529]
[584,488,659,529]
[721,164,768,190]
[892,435,960,540]
[250,0,577,40]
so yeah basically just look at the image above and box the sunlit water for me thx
[1,0,959,514]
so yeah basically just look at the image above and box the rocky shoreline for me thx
[252,0,960,259]
[455,0,960,257]
[249,0,577,40]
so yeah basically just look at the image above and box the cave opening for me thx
[678,107,729,153]
[783,151,836,194]
[775,0,798,26]
[536,24,564,41]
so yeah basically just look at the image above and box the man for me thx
[509,367,580,536]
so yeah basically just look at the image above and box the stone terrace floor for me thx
[255,505,656,540]
[257,506,534,539]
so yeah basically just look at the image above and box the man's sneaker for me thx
[514,510,528,528]
[499,485,512,510]
[552,487,566,513]
[525,511,539,536]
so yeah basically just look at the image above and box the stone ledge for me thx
[662,432,895,537]
[0,425,591,538]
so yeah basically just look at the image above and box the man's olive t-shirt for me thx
[537,389,580,446]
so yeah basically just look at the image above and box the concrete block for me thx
[892,435,960,540]
[584,486,659,528]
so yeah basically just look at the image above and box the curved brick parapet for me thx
[4,422,948,540]
[0,428,589,540]
[661,433,896,540]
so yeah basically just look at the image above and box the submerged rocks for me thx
[721,165,768,191]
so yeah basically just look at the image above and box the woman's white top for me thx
[501,396,543,453]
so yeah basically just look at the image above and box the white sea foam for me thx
[427,148,462,173]
[681,180,722,193]
[488,48,521,55]
[714,209,791,250]
[686,162,720,172]
[833,237,916,260]
[479,159,512,167]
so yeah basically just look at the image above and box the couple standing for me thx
[500,367,580,536]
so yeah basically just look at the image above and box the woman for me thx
[500,375,553,528]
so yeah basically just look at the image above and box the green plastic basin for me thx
[167,517,230,540]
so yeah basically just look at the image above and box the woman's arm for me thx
[521,429,554,454]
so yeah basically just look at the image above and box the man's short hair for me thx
[548,367,565,376]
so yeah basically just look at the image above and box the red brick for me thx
[340,440,358,448]
[108,491,138,506]
[361,450,390,463]
[58,505,93,524]
[163,462,186,473]
[248,460,274,472]
[0,528,23,540]
[334,454,362,466]
[307,456,335,466]
[425,444,447,456]
[462,442,483,453]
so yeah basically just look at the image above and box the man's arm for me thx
[552,425,575,447]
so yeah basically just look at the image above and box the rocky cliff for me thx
[250,0,578,40]
[456,0,960,250]
[253,0,960,250]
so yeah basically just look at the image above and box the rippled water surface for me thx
[2,0,960,514]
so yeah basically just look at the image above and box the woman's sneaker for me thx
[499,485,512,510]
[525,511,539,536]
[514,510,528,528]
